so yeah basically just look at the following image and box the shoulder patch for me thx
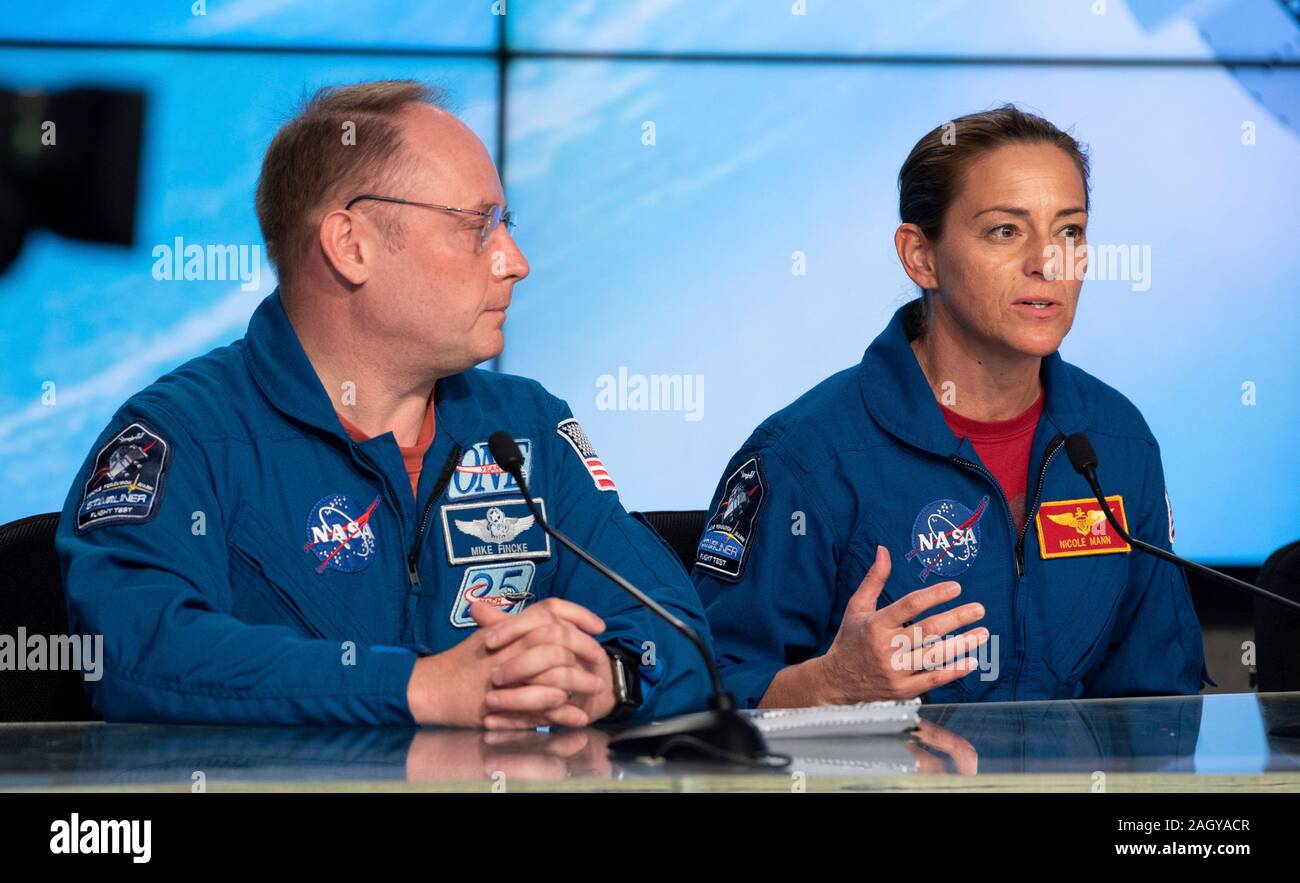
[556,418,616,492]
[695,456,766,582]
[75,421,171,533]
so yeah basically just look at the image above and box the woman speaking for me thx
[692,105,1212,708]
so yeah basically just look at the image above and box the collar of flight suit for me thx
[856,299,1092,458]
[243,288,488,452]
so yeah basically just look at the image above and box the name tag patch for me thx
[75,422,170,533]
[450,562,537,628]
[1035,495,1132,559]
[441,497,552,565]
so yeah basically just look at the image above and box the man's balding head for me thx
[255,80,450,286]
[266,79,529,382]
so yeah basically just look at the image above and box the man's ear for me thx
[318,208,371,286]
[894,223,940,292]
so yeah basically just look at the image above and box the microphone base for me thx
[608,706,772,765]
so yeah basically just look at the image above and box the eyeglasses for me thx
[344,194,516,251]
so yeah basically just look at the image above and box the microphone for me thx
[487,431,774,765]
[1063,432,1300,614]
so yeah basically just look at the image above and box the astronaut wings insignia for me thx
[455,506,535,543]
[1045,507,1108,536]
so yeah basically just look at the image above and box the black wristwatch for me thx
[603,643,643,724]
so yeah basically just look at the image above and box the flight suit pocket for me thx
[227,505,379,645]
[228,545,328,640]
[1042,575,1127,696]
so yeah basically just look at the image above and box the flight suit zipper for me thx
[407,444,463,589]
[949,432,1065,577]
[1019,434,1066,571]
[347,437,463,646]
[399,445,462,644]
[948,432,1065,698]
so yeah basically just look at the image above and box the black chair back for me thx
[0,513,95,721]
[634,510,707,576]
[1255,539,1300,692]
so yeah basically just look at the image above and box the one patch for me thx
[1035,495,1131,560]
[441,497,552,565]
[449,561,537,628]
[905,496,988,582]
[303,493,380,574]
[1165,487,1175,546]
[75,422,170,533]
[556,418,616,492]
[447,438,531,500]
[694,457,766,581]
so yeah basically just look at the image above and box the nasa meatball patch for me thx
[304,494,381,574]
[905,496,988,582]
[75,422,171,533]
[694,457,766,582]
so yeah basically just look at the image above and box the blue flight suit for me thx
[57,290,713,725]
[693,300,1213,708]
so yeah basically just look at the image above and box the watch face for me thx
[606,647,643,712]
[611,656,629,697]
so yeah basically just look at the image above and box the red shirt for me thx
[939,392,1044,534]
[336,397,437,503]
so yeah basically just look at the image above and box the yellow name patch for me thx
[1035,495,1132,560]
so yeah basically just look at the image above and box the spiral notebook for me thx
[741,698,921,739]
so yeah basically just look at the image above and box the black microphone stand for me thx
[1064,433,1300,614]
[487,432,776,765]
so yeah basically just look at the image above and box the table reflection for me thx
[0,692,1295,788]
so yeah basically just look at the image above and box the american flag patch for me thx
[556,418,617,492]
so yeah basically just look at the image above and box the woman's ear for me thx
[894,223,940,292]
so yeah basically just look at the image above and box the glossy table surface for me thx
[3,691,1299,792]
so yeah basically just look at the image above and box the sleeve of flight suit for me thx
[1081,438,1212,698]
[56,402,419,725]
[691,433,845,709]
[543,399,715,723]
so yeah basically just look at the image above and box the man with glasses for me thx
[56,81,714,728]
